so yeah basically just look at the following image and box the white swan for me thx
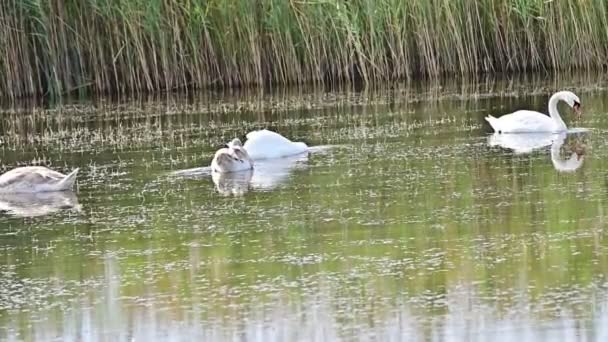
[485,91,581,133]
[210,138,253,173]
[0,166,79,193]
[243,129,308,160]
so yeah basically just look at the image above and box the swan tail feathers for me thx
[485,115,500,132]
[58,168,79,191]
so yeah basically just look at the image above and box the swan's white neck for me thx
[548,93,568,132]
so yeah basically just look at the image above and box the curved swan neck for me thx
[548,92,568,131]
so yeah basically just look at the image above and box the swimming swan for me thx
[485,91,581,133]
[211,138,254,173]
[243,129,308,160]
[0,166,79,193]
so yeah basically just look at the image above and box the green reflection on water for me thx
[1,74,608,341]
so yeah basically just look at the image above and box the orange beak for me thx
[573,102,582,119]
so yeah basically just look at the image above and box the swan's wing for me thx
[495,110,555,133]
[0,167,64,187]
[244,130,309,160]
[245,129,269,140]
[213,151,234,164]
[245,129,293,145]
[212,147,253,172]
[230,146,252,162]
[245,129,266,141]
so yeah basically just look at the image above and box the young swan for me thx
[210,138,254,173]
[227,138,254,166]
[485,91,581,133]
[0,166,79,193]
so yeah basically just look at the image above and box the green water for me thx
[1,75,608,341]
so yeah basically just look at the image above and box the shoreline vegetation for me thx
[1,0,607,98]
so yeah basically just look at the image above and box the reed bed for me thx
[0,0,607,98]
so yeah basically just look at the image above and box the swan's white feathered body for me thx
[211,138,254,173]
[243,129,308,160]
[486,91,581,133]
[486,110,562,133]
[0,166,79,193]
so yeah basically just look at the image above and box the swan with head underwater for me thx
[485,91,581,133]
[0,166,79,193]
[210,138,254,173]
[210,129,308,173]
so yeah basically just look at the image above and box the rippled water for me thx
[1,74,608,341]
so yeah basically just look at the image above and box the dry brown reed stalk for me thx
[0,0,606,99]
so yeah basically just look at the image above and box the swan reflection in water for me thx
[488,131,587,172]
[551,134,586,172]
[211,169,253,196]
[175,152,310,196]
[212,153,309,196]
[488,133,558,154]
[0,191,81,217]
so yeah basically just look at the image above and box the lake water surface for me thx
[1,75,608,341]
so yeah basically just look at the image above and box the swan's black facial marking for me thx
[573,101,582,119]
